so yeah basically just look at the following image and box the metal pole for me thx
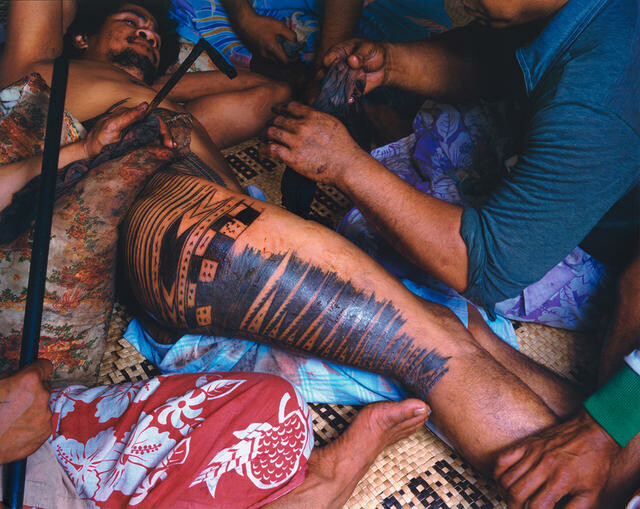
[3,54,69,509]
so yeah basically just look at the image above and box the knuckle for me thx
[510,486,528,504]
[20,371,41,388]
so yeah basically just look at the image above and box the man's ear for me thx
[72,34,89,50]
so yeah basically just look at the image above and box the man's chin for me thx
[108,48,157,85]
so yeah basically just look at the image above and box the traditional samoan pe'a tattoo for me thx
[123,171,450,396]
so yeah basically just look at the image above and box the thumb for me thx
[277,24,296,42]
[110,102,148,131]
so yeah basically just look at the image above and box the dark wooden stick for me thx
[3,55,69,509]
[145,38,237,117]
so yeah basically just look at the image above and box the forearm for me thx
[221,0,256,31]
[383,24,523,100]
[0,141,87,213]
[315,0,363,68]
[338,152,469,292]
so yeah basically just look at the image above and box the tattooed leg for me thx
[123,172,557,470]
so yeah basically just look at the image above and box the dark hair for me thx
[64,0,179,77]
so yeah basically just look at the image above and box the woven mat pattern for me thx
[97,141,598,508]
[226,139,352,230]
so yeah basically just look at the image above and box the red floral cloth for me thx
[49,372,313,508]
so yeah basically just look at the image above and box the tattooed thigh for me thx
[122,172,449,396]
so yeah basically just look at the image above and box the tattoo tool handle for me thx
[144,38,237,118]
[3,55,69,509]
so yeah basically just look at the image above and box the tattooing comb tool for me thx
[144,38,237,118]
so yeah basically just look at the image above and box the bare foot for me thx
[268,399,430,509]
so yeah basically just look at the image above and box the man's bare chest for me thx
[64,68,159,122]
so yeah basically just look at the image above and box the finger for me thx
[494,445,527,479]
[283,101,313,118]
[266,142,292,164]
[156,116,177,149]
[507,463,549,509]
[563,492,600,509]
[358,42,385,73]
[109,102,147,131]
[498,449,541,490]
[528,476,572,509]
[272,115,301,133]
[323,40,358,68]
[344,41,378,69]
[266,126,295,148]
[277,24,296,42]
[267,42,290,64]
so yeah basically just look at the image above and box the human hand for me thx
[0,359,53,464]
[237,13,297,64]
[266,101,369,187]
[494,409,620,509]
[82,102,175,159]
[322,39,389,94]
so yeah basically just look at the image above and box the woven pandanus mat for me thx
[98,140,599,508]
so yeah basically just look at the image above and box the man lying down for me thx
[0,0,619,506]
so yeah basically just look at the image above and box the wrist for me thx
[382,42,399,88]
[577,408,620,453]
[236,6,258,28]
[334,149,376,191]
[79,139,91,161]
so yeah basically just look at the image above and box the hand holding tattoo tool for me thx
[144,38,237,118]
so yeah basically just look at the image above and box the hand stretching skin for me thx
[493,409,620,509]
[266,101,369,186]
[266,101,469,292]
[0,360,53,464]
[322,39,389,95]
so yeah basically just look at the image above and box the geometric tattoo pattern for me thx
[123,171,449,397]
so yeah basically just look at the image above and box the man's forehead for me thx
[114,4,159,31]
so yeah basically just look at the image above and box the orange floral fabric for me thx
[0,74,190,384]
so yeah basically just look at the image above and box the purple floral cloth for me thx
[338,99,616,331]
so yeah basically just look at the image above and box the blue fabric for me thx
[169,0,451,68]
[460,0,640,307]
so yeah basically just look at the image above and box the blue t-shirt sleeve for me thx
[461,102,639,306]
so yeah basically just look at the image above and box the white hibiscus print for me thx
[94,417,175,501]
[52,427,122,500]
[157,390,206,434]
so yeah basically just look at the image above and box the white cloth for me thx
[0,442,87,508]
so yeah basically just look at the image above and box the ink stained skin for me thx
[123,170,449,397]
